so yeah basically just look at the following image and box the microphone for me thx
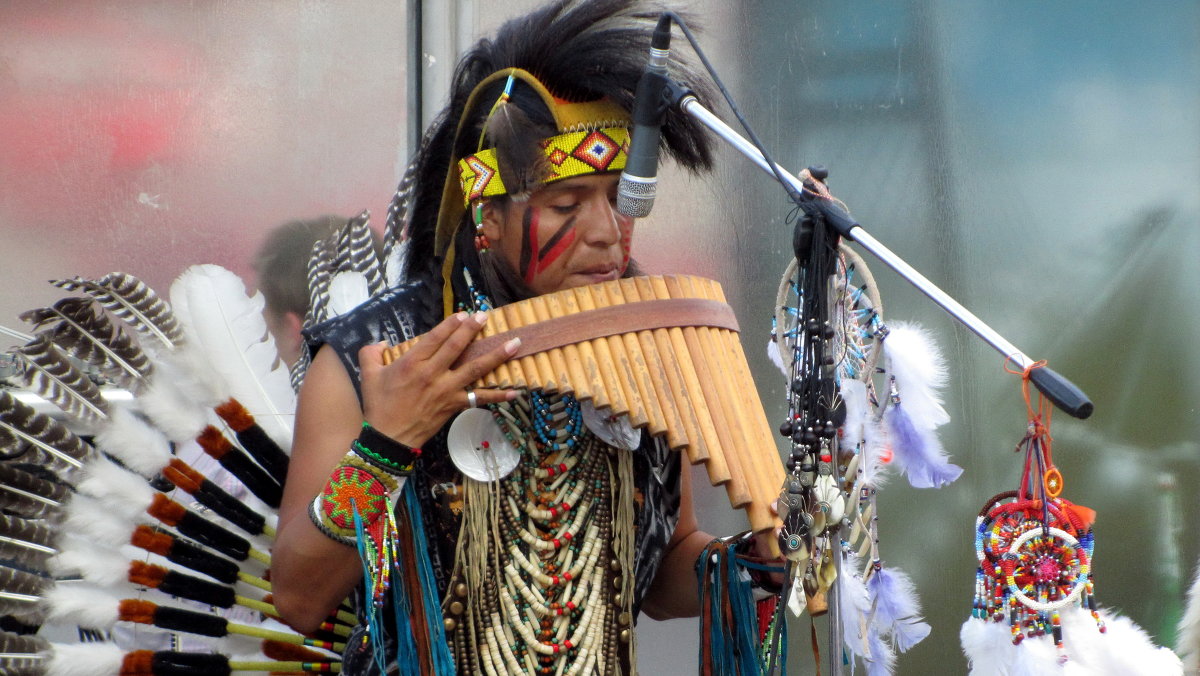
[617,14,672,218]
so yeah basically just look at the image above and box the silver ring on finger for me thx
[466,389,478,409]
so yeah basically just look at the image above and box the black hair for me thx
[396,0,713,323]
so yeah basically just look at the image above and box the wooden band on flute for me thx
[453,298,739,367]
[381,275,784,542]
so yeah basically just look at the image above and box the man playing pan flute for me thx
[272,2,769,673]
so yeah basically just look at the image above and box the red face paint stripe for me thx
[537,216,576,260]
[535,229,576,275]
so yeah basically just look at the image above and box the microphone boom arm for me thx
[673,90,1093,420]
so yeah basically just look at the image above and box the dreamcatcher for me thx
[959,369,1182,675]
[764,171,958,675]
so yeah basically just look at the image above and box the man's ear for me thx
[479,200,506,242]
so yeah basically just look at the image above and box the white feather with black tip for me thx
[169,265,296,449]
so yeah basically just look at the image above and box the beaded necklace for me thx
[446,392,634,675]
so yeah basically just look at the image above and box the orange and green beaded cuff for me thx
[310,452,401,546]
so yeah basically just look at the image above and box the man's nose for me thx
[579,195,622,245]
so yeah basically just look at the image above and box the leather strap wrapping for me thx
[454,298,739,366]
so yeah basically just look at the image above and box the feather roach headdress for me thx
[391,0,714,321]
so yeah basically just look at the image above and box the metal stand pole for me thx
[677,94,1093,419]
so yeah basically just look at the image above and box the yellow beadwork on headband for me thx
[436,68,633,317]
[457,126,630,205]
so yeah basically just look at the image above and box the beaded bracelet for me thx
[353,422,422,474]
[308,423,423,546]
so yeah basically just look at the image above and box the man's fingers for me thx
[357,341,388,376]
[403,312,472,362]
[470,387,520,408]
[454,335,520,385]
[427,311,490,371]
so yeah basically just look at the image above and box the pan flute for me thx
[383,275,784,536]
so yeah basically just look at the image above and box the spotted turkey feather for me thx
[0,389,95,475]
[0,512,57,568]
[0,564,50,623]
[15,335,108,426]
[0,630,49,676]
[304,237,335,330]
[336,211,384,296]
[51,272,184,351]
[21,298,151,388]
[0,463,69,518]
[383,159,419,286]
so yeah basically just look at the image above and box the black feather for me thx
[14,335,108,426]
[51,272,184,351]
[0,513,56,569]
[21,298,152,389]
[400,0,713,296]
[0,390,95,476]
[485,99,552,200]
[0,564,50,624]
[0,463,69,518]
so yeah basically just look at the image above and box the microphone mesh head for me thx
[616,177,656,218]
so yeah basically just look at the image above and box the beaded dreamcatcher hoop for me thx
[968,365,1102,665]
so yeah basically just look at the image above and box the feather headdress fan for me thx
[0,266,373,675]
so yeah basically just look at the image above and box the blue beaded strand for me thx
[529,391,584,451]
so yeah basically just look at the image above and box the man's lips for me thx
[575,264,620,280]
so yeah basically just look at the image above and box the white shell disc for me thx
[581,400,641,451]
[447,408,520,481]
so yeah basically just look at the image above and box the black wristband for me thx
[353,422,421,475]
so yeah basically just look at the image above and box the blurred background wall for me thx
[2,1,1197,673]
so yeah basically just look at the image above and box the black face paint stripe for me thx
[519,206,534,277]
[538,216,577,260]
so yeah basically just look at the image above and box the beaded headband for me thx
[435,68,632,257]
[457,126,630,205]
[437,68,633,316]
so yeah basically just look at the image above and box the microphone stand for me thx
[667,82,1093,420]
[665,81,1093,676]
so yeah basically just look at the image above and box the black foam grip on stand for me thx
[1029,366,1094,419]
